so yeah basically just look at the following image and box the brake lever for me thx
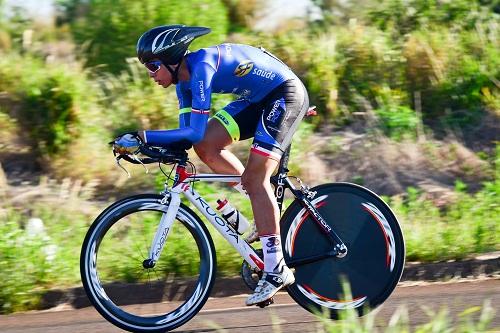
[131,153,149,174]
[115,156,132,178]
[113,153,150,178]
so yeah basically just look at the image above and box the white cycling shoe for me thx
[246,265,295,306]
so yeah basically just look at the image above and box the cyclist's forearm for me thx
[179,111,190,128]
[143,112,208,145]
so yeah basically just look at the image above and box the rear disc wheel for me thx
[280,183,405,319]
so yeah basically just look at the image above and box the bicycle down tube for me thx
[148,168,265,272]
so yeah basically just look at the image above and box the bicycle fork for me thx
[142,188,181,269]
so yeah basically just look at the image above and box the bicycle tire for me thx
[280,182,405,319]
[80,194,216,332]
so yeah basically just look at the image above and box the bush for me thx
[393,178,499,262]
[403,27,499,129]
[334,24,408,121]
[366,0,487,37]
[60,0,230,73]
[0,51,117,181]
[375,104,418,141]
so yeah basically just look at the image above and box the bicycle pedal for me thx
[256,297,274,308]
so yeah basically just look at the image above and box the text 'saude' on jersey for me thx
[178,44,295,110]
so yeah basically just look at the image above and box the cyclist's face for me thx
[148,61,173,88]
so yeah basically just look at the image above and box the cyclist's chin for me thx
[152,78,171,88]
[157,81,172,88]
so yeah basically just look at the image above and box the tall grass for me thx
[234,17,499,133]
[311,301,496,333]
[391,180,499,261]
[0,179,97,313]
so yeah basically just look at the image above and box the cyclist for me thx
[117,25,309,306]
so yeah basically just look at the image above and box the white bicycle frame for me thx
[148,172,265,272]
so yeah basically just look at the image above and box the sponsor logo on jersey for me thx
[267,100,282,123]
[240,89,251,98]
[225,44,232,56]
[215,113,230,126]
[234,60,254,77]
[198,80,206,102]
[252,68,276,80]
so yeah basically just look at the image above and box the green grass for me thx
[390,179,499,262]
[307,280,496,332]
[310,301,496,333]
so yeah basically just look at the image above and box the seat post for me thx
[277,144,291,177]
[270,144,292,213]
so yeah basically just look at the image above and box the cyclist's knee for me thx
[241,168,268,195]
[241,175,264,195]
[193,142,209,162]
[194,140,221,163]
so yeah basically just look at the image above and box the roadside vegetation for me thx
[244,300,497,332]
[0,0,498,314]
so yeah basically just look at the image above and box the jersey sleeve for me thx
[176,82,191,128]
[190,61,216,111]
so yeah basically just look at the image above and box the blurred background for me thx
[0,0,498,315]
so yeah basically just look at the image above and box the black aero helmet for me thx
[137,25,211,65]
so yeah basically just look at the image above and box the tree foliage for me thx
[221,0,261,32]
[366,0,498,36]
[57,0,230,73]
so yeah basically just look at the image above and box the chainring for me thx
[241,249,263,291]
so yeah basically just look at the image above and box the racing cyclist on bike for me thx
[116,25,309,306]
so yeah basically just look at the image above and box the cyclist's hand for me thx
[111,132,143,155]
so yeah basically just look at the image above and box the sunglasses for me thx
[144,60,162,73]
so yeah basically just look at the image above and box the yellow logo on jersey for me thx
[234,60,254,77]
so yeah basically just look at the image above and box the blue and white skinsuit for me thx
[143,43,309,160]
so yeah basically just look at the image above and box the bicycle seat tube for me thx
[271,145,292,212]
[272,145,348,262]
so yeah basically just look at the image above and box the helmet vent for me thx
[152,28,180,54]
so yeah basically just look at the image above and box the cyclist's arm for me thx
[143,62,216,146]
[177,82,191,129]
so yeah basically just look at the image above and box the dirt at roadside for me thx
[296,114,498,205]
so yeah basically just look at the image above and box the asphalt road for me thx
[1,279,498,333]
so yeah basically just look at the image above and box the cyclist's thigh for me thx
[213,99,262,143]
[252,78,309,160]
[195,118,233,150]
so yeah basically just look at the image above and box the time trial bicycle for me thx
[80,134,405,332]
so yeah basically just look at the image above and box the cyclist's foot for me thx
[245,265,295,306]
[245,223,259,244]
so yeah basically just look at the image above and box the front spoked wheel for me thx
[80,194,216,332]
[281,183,405,319]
